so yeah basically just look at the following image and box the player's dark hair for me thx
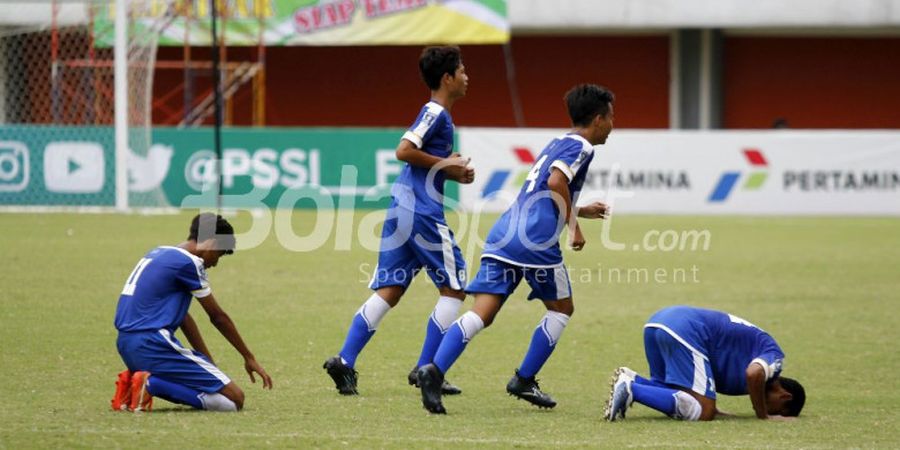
[565,84,615,127]
[779,377,806,417]
[419,46,462,91]
[188,213,236,254]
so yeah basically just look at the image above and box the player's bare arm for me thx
[198,293,273,389]
[396,140,474,183]
[548,167,583,250]
[746,362,770,419]
[577,201,610,219]
[180,312,214,364]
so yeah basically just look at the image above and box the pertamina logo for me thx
[481,147,535,198]
[708,148,769,202]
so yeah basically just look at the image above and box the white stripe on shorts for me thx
[691,352,708,395]
[553,266,571,299]
[643,323,710,361]
[436,224,461,290]
[158,329,231,385]
[644,323,711,396]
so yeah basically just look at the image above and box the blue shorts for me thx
[369,207,466,291]
[117,329,231,393]
[465,257,572,302]
[643,325,716,399]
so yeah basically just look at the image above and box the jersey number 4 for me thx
[525,155,549,193]
[121,258,152,296]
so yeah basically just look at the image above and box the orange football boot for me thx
[110,370,132,411]
[129,371,153,412]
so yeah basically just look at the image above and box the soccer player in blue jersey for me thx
[111,213,272,412]
[417,84,615,414]
[323,46,474,396]
[604,305,806,421]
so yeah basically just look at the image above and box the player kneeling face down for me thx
[604,306,805,422]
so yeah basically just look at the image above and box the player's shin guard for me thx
[146,376,204,409]
[416,296,463,368]
[338,293,391,368]
[433,311,484,373]
[517,311,569,378]
[199,392,238,412]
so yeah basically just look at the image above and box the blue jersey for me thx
[114,246,211,333]
[391,101,455,220]
[646,306,785,395]
[482,133,595,267]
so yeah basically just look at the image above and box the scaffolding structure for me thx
[26,0,268,128]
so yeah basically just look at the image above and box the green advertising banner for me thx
[94,0,508,46]
[0,126,115,206]
[0,125,458,209]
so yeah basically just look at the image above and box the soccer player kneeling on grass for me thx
[111,213,273,412]
[605,305,805,421]
[417,84,615,414]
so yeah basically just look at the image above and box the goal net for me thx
[0,0,172,210]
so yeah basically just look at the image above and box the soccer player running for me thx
[605,305,805,421]
[111,213,273,412]
[323,46,474,396]
[418,84,615,414]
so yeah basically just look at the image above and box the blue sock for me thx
[517,327,556,379]
[416,317,445,368]
[635,374,668,388]
[338,313,374,368]
[432,323,467,374]
[146,375,203,409]
[632,383,678,416]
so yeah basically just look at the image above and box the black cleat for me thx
[417,364,446,414]
[408,367,463,395]
[506,370,557,409]
[323,356,358,395]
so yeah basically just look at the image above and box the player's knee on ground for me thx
[220,383,245,410]
[673,391,706,421]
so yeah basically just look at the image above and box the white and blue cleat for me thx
[604,367,635,421]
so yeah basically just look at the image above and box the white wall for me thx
[509,0,900,31]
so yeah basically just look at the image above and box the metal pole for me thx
[210,0,223,211]
[114,0,128,211]
[183,2,193,124]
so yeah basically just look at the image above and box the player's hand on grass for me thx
[245,358,273,389]
[570,224,586,251]
[577,201,610,219]
[444,154,475,184]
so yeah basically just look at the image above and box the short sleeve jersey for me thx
[482,133,595,267]
[391,101,456,221]
[647,306,785,395]
[114,246,211,333]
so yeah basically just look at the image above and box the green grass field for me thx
[1,211,898,448]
